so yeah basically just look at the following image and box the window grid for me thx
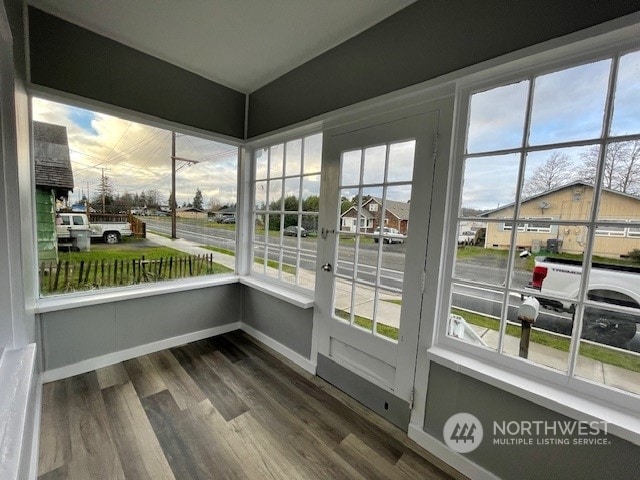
[252,134,321,290]
[450,48,640,388]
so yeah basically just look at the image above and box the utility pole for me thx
[101,167,107,213]
[170,131,199,239]
[171,132,177,238]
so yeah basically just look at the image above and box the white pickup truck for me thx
[525,256,640,347]
[56,212,133,245]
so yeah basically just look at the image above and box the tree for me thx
[522,152,574,197]
[193,188,204,210]
[580,141,640,195]
[302,195,319,212]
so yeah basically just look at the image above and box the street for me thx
[143,217,637,350]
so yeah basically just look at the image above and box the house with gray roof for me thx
[340,196,410,234]
[33,121,74,261]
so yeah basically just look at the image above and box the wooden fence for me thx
[40,254,229,294]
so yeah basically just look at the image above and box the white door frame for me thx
[313,97,453,402]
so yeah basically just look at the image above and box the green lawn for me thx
[334,309,399,340]
[451,307,640,373]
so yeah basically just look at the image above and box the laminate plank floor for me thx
[38,331,464,480]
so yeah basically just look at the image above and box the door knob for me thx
[321,263,332,272]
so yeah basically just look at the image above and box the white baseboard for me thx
[408,424,499,480]
[42,322,241,383]
[241,323,316,375]
[28,374,42,480]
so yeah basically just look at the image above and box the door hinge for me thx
[420,270,426,292]
[408,388,415,410]
[432,132,439,161]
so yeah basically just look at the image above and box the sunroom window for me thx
[446,48,640,397]
[252,134,322,290]
[33,97,238,297]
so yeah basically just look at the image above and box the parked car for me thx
[524,255,640,347]
[284,226,307,237]
[373,227,406,244]
[56,212,133,245]
[457,230,476,245]
[221,216,236,224]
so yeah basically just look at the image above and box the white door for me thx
[315,103,442,402]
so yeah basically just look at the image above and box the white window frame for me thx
[250,133,321,293]
[431,33,640,443]
[596,219,628,237]
[31,90,242,309]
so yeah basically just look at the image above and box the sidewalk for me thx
[146,232,236,270]
[146,231,639,395]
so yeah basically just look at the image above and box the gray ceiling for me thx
[28,0,415,93]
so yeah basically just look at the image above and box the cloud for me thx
[32,97,238,207]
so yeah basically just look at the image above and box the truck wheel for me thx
[582,307,636,348]
[582,291,638,348]
[104,232,120,244]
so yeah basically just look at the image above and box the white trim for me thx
[239,276,314,309]
[241,323,316,375]
[28,373,42,480]
[35,274,239,314]
[41,322,241,383]
[407,424,500,480]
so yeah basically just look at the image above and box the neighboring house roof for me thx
[341,197,411,220]
[33,121,74,197]
[342,206,374,219]
[176,206,205,212]
[216,205,236,214]
[480,180,640,217]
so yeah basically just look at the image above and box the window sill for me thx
[35,274,240,314]
[239,276,314,309]
[427,345,640,446]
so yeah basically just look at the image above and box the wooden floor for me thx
[38,331,462,480]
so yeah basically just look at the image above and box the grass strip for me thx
[451,308,640,373]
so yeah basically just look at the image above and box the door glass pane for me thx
[387,140,415,183]
[529,60,611,145]
[362,145,386,184]
[341,150,361,186]
[333,139,416,344]
[375,290,400,340]
[336,233,356,279]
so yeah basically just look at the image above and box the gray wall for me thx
[240,286,313,360]
[28,7,246,139]
[424,362,640,480]
[248,0,640,137]
[40,285,241,371]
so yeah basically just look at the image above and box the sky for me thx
[462,50,639,212]
[33,98,238,208]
